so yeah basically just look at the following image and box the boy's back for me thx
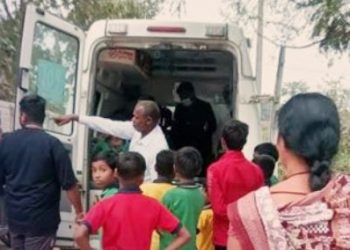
[160,184,205,250]
[83,188,180,250]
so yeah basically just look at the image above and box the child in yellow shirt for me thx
[196,179,214,250]
[197,205,214,250]
[140,150,175,250]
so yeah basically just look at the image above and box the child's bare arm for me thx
[66,184,83,221]
[165,227,191,250]
[74,223,92,250]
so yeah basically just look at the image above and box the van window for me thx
[28,22,79,135]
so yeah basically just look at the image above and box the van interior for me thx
[94,47,236,135]
[87,46,237,196]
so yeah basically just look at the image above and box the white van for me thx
[15,3,261,247]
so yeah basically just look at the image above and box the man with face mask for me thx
[172,81,217,176]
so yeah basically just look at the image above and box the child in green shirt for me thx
[91,150,119,199]
[91,150,119,246]
[160,147,205,250]
[91,134,128,159]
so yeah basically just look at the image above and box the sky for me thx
[156,0,350,95]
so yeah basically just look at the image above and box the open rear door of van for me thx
[16,3,85,247]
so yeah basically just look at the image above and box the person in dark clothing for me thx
[252,154,277,186]
[253,143,279,186]
[172,81,217,176]
[0,94,83,250]
[253,142,279,162]
[0,128,9,246]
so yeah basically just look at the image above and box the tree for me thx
[67,0,165,30]
[294,0,350,52]
[0,1,23,101]
[223,0,350,52]
[322,80,350,173]
[168,0,186,18]
[222,0,312,46]
[281,81,309,103]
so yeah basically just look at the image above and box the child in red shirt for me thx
[207,120,264,249]
[74,152,190,250]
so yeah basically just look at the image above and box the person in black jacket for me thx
[172,81,217,176]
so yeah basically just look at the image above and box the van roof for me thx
[87,19,244,41]
[84,19,253,78]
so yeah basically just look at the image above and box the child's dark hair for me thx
[175,147,202,179]
[117,152,146,180]
[92,150,117,170]
[253,155,276,186]
[254,143,279,162]
[222,120,249,150]
[278,93,340,191]
[155,150,175,179]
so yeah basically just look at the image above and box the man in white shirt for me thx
[54,100,168,182]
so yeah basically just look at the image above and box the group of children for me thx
[75,141,279,250]
[75,146,209,250]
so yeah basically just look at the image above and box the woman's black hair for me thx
[278,93,340,191]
